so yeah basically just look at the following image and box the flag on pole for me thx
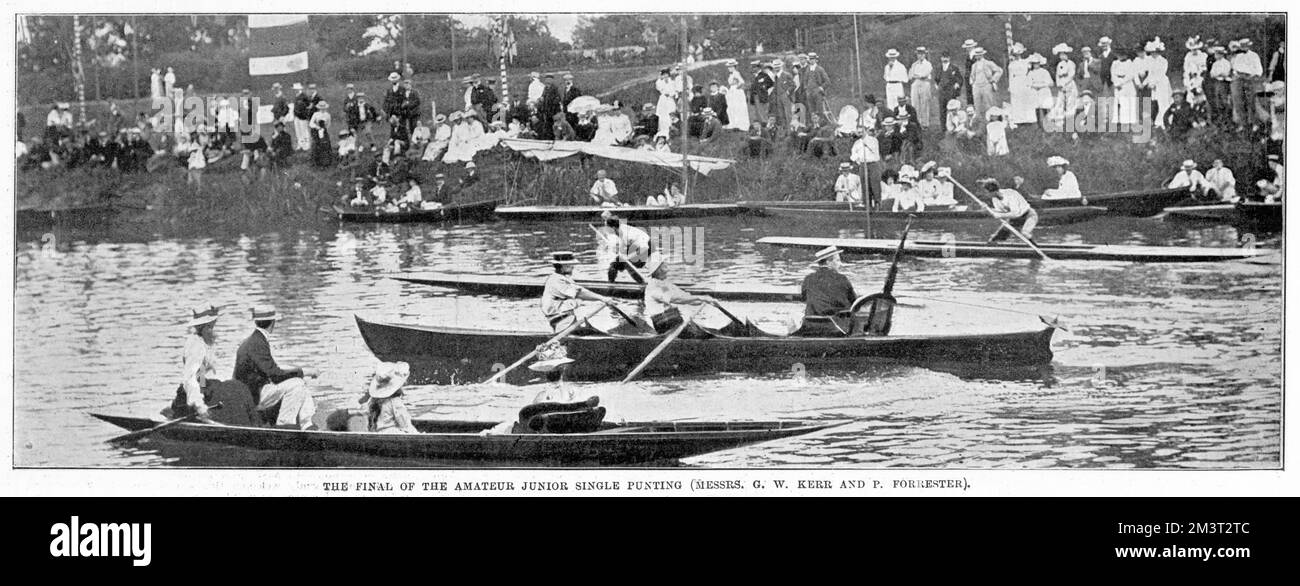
[248,15,310,76]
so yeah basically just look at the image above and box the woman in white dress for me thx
[655,68,679,137]
[1145,38,1172,128]
[1182,37,1208,102]
[909,47,936,129]
[1007,43,1036,127]
[1053,44,1078,122]
[423,113,453,162]
[1027,55,1055,126]
[443,112,486,164]
[591,105,634,146]
[724,60,751,131]
[1110,50,1137,125]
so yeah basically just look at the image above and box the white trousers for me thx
[257,377,316,429]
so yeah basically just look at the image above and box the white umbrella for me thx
[566,95,603,115]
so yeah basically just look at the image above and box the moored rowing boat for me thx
[756,236,1272,262]
[333,199,502,223]
[493,203,750,222]
[89,412,844,465]
[354,315,1056,384]
[1161,201,1283,230]
[1033,187,1192,217]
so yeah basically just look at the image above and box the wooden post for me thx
[853,15,863,99]
[680,16,689,202]
[72,16,87,125]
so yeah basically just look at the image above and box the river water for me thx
[11,211,1282,468]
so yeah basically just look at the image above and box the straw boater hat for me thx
[1011,43,1027,55]
[1053,43,1073,54]
[434,113,447,124]
[367,361,410,399]
[1181,159,1197,170]
[985,106,1007,120]
[961,39,978,49]
[1099,36,1113,46]
[251,305,279,322]
[771,59,784,68]
[1047,155,1069,167]
[882,116,898,126]
[839,162,853,171]
[388,72,401,82]
[972,47,988,57]
[1186,36,1204,50]
[530,71,540,78]
[551,251,580,266]
[915,46,927,53]
[563,73,575,80]
[345,83,355,90]
[885,48,900,58]
[808,52,819,60]
[920,161,937,174]
[812,246,843,265]
[185,305,220,328]
[725,59,738,67]
[1228,40,1242,52]
[292,82,304,90]
[1240,38,1253,48]
[317,101,330,110]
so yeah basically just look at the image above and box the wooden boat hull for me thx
[354,316,1056,385]
[334,199,502,224]
[1162,201,1283,230]
[1034,187,1192,217]
[749,204,1108,226]
[756,236,1271,262]
[493,203,750,222]
[389,272,804,302]
[89,413,842,465]
[17,202,120,231]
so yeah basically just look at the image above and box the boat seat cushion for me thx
[517,396,605,433]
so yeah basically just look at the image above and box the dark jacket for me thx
[346,99,379,129]
[539,83,562,116]
[936,62,966,100]
[270,130,293,161]
[233,329,303,403]
[272,96,290,121]
[400,89,422,121]
[751,71,774,104]
[383,84,404,119]
[470,84,498,111]
[561,85,582,110]
[800,267,857,317]
[293,93,317,120]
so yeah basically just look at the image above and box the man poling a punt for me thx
[796,246,859,336]
[1039,156,1084,203]
[982,178,1040,245]
[642,253,716,333]
[233,305,321,430]
[596,211,652,284]
[541,251,618,332]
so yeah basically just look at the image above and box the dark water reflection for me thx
[12,212,1281,468]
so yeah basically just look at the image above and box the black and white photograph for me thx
[2,3,1294,503]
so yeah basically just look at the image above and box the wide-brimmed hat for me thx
[884,48,900,58]
[1028,53,1047,65]
[1053,43,1073,54]
[946,99,962,111]
[250,304,279,322]
[1228,40,1242,51]
[920,161,937,174]
[367,361,411,399]
[465,161,476,169]
[551,251,580,265]
[812,245,843,265]
[972,47,988,57]
[563,73,575,80]
[839,162,853,171]
[1098,36,1113,45]
[1181,159,1197,170]
[985,106,1007,120]
[1186,36,1204,50]
[528,343,574,373]
[1047,155,1070,167]
[388,72,401,82]
[1011,43,1027,55]
[881,116,898,126]
[317,101,330,109]
[434,113,447,123]
[185,305,220,328]
[961,39,978,49]
[1240,38,1253,47]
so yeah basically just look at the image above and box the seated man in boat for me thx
[541,251,618,332]
[833,162,863,205]
[588,169,620,205]
[1167,159,1212,199]
[795,246,859,337]
[596,212,652,284]
[233,305,320,430]
[1040,156,1083,201]
[983,178,1039,245]
[642,253,715,333]
[1205,159,1238,202]
[397,176,423,210]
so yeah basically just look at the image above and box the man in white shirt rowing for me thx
[540,251,617,332]
[588,169,620,205]
[983,178,1039,245]
[1167,159,1211,199]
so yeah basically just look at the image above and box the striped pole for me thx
[72,15,87,125]
[1005,17,1014,63]
[499,16,509,107]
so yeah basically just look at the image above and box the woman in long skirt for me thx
[655,68,679,137]
[724,60,751,130]
[909,47,936,128]
[1053,44,1079,122]
[1146,38,1173,128]
[1007,44,1037,127]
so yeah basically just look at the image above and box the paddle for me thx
[946,176,1052,261]
[484,303,615,384]
[107,402,223,444]
[845,216,913,336]
[589,223,647,284]
[622,305,705,383]
[708,299,746,327]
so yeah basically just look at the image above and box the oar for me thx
[849,216,913,336]
[622,305,705,383]
[947,176,1052,261]
[708,299,746,327]
[484,303,613,384]
[107,402,223,444]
